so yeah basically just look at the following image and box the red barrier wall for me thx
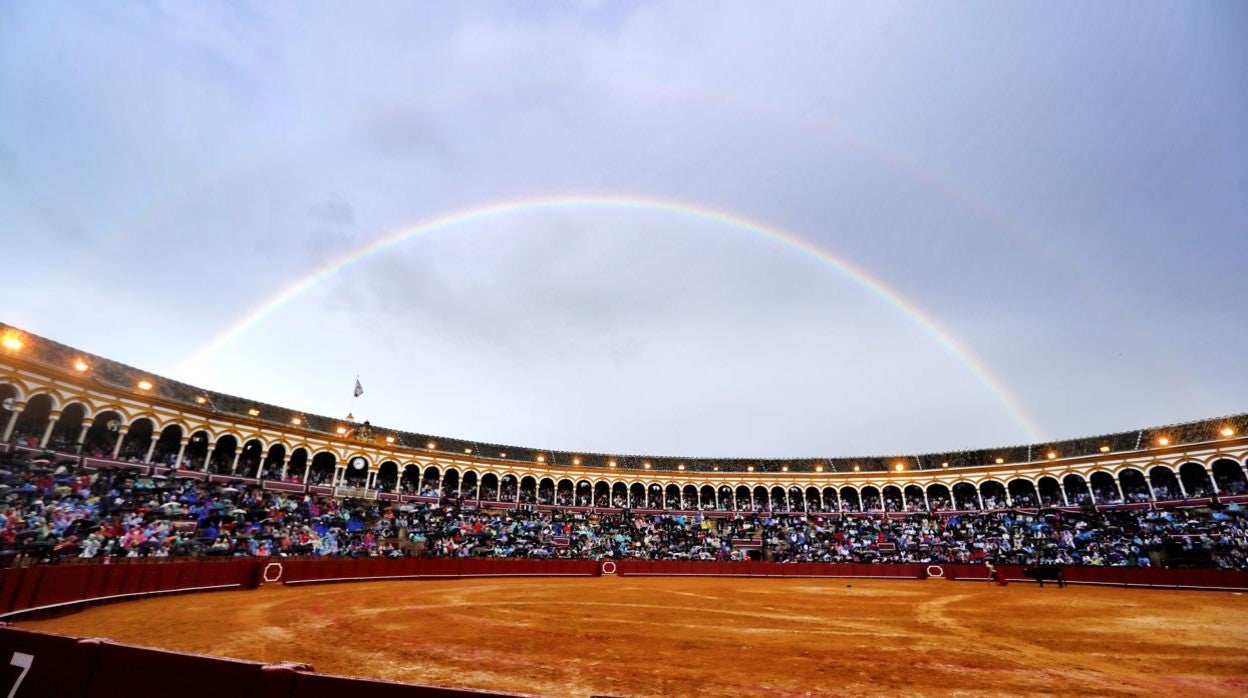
[277,557,600,584]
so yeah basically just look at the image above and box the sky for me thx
[1,2,1246,458]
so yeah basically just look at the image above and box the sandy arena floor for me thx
[21,576,1248,697]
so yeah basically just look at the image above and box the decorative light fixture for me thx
[0,332,22,351]
[499,452,506,458]
[137,380,153,391]
[335,426,347,435]
[196,397,208,405]
[940,461,949,468]
[643,463,652,469]
[73,359,89,372]
[781,465,789,472]
[678,464,686,470]
[1157,437,1170,446]
[536,455,545,462]
[290,417,302,426]
[853,465,861,472]
[1099,445,1111,453]
[895,463,905,471]
[463,448,472,454]
[1047,451,1057,459]
[427,441,437,449]
[1221,427,1236,437]
[247,408,260,417]
[386,436,395,444]
[712,466,719,471]
[573,457,581,465]
[815,465,823,473]
[995,458,1004,464]
[747,465,755,472]
[608,460,617,468]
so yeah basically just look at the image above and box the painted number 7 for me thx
[7,652,32,698]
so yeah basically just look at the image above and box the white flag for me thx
[353,378,364,397]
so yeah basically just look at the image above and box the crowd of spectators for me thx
[2,453,1246,569]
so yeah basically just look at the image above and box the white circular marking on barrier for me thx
[601,561,617,575]
[263,562,285,583]
[926,565,944,578]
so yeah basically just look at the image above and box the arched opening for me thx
[81,410,125,457]
[442,469,461,498]
[1211,459,1248,495]
[881,485,903,512]
[738,485,755,511]
[1088,471,1121,503]
[11,394,54,447]
[208,435,239,474]
[699,485,715,509]
[342,455,369,487]
[235,438,265,477]
[556,478,574,506]
[979,480,1007,509]
[630,482,648,508]
[1007,478,1038,507]
[308,452,337,486]
[500,474,518,501]
[519,476,538,504]
[682,484,699,510]
[1062,473,1090,504]
[925,483,951,510]
[665,484,681,509]
[536,477,554,505]
[480,472,500,501]
[151,424,184,467]
[951,482,979,510]
[1148,466,1181,501]
[648,484,663,509]
[1118,468,1151,502]
[903,484,926,511]
[0,384,18,436]
[598,481,614,507]
[286,447,309,482]
[611,482,628,508]
[860,486,883,511]
[840,486,861,512]
[1178,462,1213,497]
[717,485,733,510]
[377,461,399,493]
[47,402,88,452]
[261,443,287,480]
[822,487,839,511]
[789,486,805,512]
[461,471,479,499]
[576,479,593,506]
[114,417,154,461]
[1037,476,1063,506]
[805,486,821,512]
[421,467,441,496]
[753,485,768,510]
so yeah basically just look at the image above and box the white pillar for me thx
[75,422,91,453]
[2,404,24,442]
[202,442,215,471]
[230,450,242,474]
[174,438,188,469]
[923,490,930,511]
[1207,467,1220,494]
[1113,478,1125,502]
[143,435,158,464]
[302,464,311,484]
[278,458,289,480]
[975,488,984,510]
[39,412,61,448]
[111,428,129,459]
[1059,485,1069,506]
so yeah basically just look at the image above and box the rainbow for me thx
[176,194,1044,440]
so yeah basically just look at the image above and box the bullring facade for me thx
[2,322,1246,513]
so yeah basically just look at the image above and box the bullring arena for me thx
[2,324,1248,696]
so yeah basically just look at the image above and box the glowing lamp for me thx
[1157,437,1170,446]
[1220,427,1235,437]
[73,359,89,372]
[335,427,347,435]
[137,380,153,391]
[247,409,260,417]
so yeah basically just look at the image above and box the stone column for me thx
[39,411,62,448]
[111,427,129,459]
[143,435,159,464]
[1,403,25,442]
[175,437,189,469]
[75,422,91,453]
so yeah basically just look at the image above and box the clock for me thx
[351,457,366,470]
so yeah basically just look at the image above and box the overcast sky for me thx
[2,2,1245,458]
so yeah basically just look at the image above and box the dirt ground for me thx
[21,576,1248,697]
